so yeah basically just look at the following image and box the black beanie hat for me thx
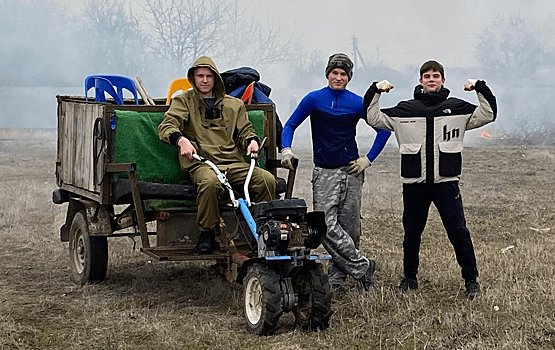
[325,53,354,80]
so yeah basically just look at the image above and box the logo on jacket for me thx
[443,125,460,141]
[443,108,452,114]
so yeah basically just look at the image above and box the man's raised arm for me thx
[363,80,396,131]
[464,79,498,130]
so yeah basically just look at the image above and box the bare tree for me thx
[141,0,294,74]
[141,0,227,74]
[476,13,555,140]
[537,12,555,65]
[476,14,546,82]
[217,1,294,68]
[82,0,147,75]
[289,45,325,88]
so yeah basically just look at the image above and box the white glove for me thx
[281,148,298,170]
[347,156,371,175]
[376,80,394,93]
[464,79,478,91]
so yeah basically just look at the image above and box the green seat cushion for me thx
[243,109,265,167]
[114,110,189,184]
[113,109,266,184]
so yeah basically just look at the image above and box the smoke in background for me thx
[1,0,554,146]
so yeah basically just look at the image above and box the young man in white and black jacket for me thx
[363,60,497,299]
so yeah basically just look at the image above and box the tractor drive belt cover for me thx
[251,198,307,221]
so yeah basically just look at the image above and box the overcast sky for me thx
[4,0,553,129]
[55,0,554,70]
[241,0,554,70]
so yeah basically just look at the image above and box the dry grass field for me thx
[1,128,554,349]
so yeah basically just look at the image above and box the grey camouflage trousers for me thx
[312,166,370,284]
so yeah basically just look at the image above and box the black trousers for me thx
[402,181,478,282]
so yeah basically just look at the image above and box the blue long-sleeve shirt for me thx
[281,86,391,168]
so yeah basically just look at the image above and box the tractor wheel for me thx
[68,210,108,285]
[243,263,283,335]
[292,262,333,331]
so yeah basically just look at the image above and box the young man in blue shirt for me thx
[281,53,391,291]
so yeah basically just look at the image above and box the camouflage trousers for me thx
[312,166,370,283]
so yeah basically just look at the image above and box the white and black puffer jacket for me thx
[363,81,497,184]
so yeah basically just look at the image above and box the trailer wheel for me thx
[68,210,108,285]
[292,263,333,331]
[243,264,283,335]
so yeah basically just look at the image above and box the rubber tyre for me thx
[68,210,108,285]
[292,262,333,331]
[243,264,283,335]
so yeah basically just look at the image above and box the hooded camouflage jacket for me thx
[158,56,258,171]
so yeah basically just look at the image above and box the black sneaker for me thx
[398,277,418,292]
[465,280,482,299]
[359,260,376,291]
[195,229,216,254]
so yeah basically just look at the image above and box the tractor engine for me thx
[252,198,326,257]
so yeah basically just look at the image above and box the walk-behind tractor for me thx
[52,94,333,335]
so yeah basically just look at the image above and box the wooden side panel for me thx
[84,103,99,191]
[56,96,170,201]
[58,100,102,193]
[60,102,72,186]
[73,103,84,188]
[56,98,64,187]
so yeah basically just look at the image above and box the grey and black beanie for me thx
[325,53,354,80]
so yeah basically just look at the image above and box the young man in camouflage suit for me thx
[158,56,276,254]
[281,53,391,291]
